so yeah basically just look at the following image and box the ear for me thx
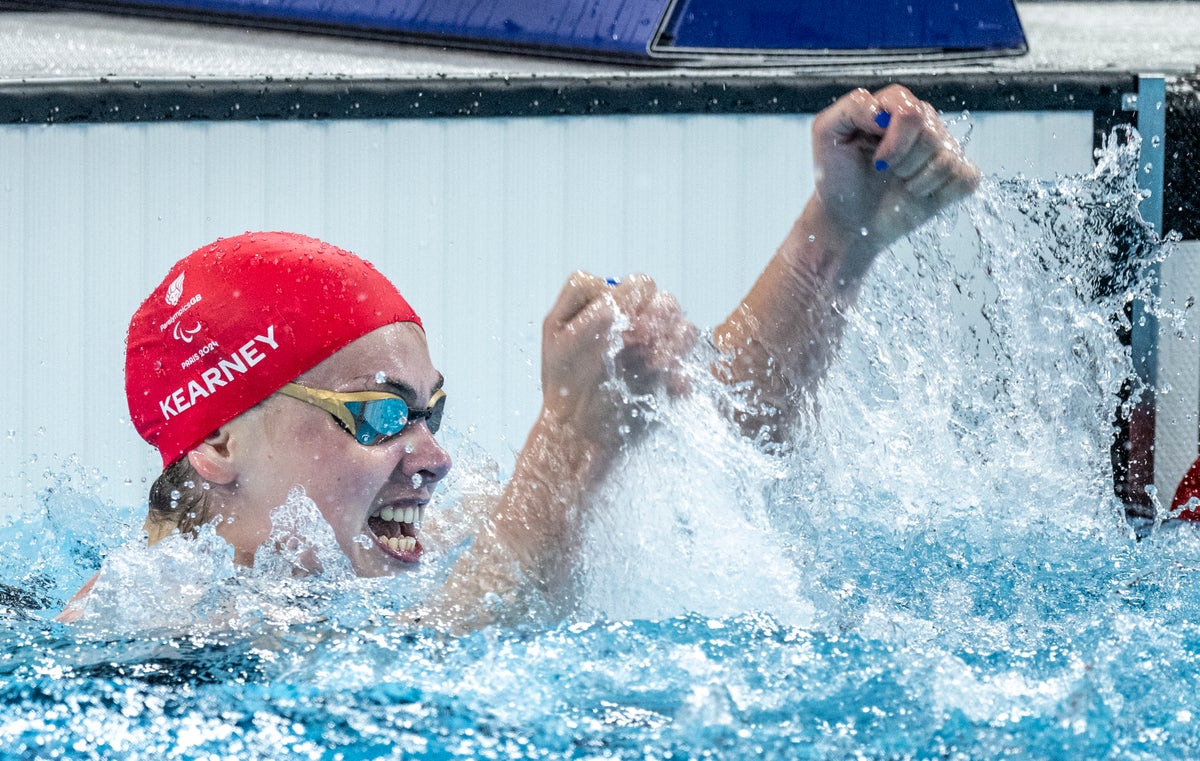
[186,427,238,485]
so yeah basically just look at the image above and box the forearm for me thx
[489,408,611,580]
[421,272,696,631]
[712,195,880,437]
[422,408,613,630]
[710,85,980,440]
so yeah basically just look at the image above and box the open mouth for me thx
[367,505,424,562]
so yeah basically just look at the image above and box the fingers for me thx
[547,272,660,330]
[546,271,610,330]
[616,287,698,400]
[904,141,981,201]
[626,290,697,358]
[645,292,699,399]
[609,275,663,333]
[871,84,939,176]
[818,87,889,146]
[547,271,695,354]
[547,271,695,392]
[546,272,656,362]
[814,84,979,210]
[870,84,980,197]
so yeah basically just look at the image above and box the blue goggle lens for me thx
[346,393,445,445]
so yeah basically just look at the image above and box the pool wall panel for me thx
[0,110,1098,517]
[1157,239,1200,505]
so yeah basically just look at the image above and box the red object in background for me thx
[1172,456,1200,520]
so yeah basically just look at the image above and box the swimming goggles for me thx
[277,383,446,445]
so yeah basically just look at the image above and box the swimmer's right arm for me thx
[712,84,981,440]
[417,273,695,630]
[56,513,176,622]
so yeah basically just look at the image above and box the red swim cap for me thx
[126,232,422,467]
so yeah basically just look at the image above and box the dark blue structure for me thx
[664,0,1026,53]
[53,0,1027,63]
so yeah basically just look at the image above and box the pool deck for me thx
[0,3,1196,121]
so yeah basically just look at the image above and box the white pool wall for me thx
[0,109,1110,517]
[1157,239,1200,502]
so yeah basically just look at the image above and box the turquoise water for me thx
[3,133,1198,759]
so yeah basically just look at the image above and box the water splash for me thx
[575,130,1171,638]
[2,131,1198,758]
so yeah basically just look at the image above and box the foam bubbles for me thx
[251,486,353,580]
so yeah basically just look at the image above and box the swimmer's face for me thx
[217,322,452,576]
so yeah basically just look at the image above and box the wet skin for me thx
[209,322,452,576]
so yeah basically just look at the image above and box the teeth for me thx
[385,536,416,553]
[375,506,423,524]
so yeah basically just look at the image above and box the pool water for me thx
[3,132,1199,760]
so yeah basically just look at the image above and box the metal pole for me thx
[1130,73,1166,503]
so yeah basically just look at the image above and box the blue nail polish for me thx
[875,159,889,172]
[875,110,891,129]
[605,277,620,286]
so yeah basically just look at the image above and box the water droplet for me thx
[411,474,423,488]
[375,371,387,384]
[860,227,870,237]
[170,490,181,500]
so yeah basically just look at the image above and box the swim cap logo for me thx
[159,272,203,336]
[165,273,186,307]
[172,321,202,343]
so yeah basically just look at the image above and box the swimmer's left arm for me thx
[712,85,981,440]
[54,571,99,623]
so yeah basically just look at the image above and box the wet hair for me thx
[145,457,211,539]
